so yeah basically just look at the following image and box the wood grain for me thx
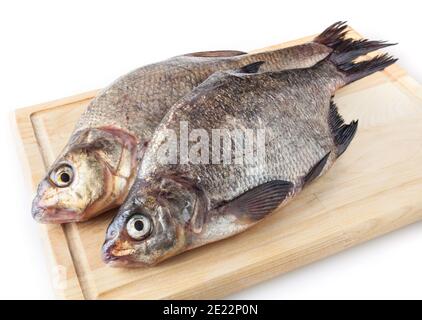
[13,29,422,299]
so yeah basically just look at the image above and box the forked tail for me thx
[314,21,397,84]
[314,21,395,60]
[331,53,397,84]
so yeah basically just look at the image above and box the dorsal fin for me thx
[185,50,247,58]
[303,152,331,187]
[218,180,293,222]
[329,100,358,157]
[237,61,265,74]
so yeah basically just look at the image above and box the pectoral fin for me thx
[190,192,208,234]
[218,180,294,222]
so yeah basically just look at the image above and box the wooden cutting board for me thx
[13,28,422,299]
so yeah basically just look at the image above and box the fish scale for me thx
[141,68,334,207]
[103,28,397,266]
[33,22,371,224]
[75,45,332,139]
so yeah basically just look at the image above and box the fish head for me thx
[102,177,197,267]
[32,128,138,223]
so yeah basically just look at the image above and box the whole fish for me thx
[102,35,396,266]
[32,22,388,223]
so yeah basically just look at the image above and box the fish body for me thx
[102,32,396,266]
[32,22,357,223]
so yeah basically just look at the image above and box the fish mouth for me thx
[32,205,79,224]
[102,253,133,268]
[102,245,133,267]
[101,240,146,268]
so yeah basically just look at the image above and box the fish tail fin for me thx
[332,53,398,84]
[317,23,398,84]
[314,21,395,60]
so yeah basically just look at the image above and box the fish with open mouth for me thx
[32,22,379,223]
[102,34,397,266]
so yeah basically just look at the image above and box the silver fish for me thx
[32,22,365,223]
[102,32,396,266]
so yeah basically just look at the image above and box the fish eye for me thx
[50,164,74,187]
[126,214,152,240]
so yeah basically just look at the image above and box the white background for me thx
[0,1,421,299]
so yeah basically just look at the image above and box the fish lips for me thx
[32,204,79,224]
[102,252,133,268]
[101,242,133,268]
[102,239,148,268]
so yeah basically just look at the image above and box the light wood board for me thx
[13,28,422,299]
